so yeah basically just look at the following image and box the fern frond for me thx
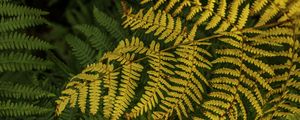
[0,52,52,72]
[205,0,226,30]
[56,1,300,119]
[94,7,126,40]
[238,85,263,116]
[154,40,212,119]
[77,83,88,113]
[61,88,78,108]
[123,8,185,44]
[255,1,287,26]
[65,34,97,66]
[0,16,46,32]
[113,37,148,54]
[89,80,101,115]
[0,81,55,99]
[103,65,120,118]
[0,2,48,16]
[55,96,70,116]
[237,4,249,29]
[129,41,176,119]
[74,24,110,50]
[0,101,52,117]
[111,63,143,120]
[251,0,268,15]
[0,32,52,50]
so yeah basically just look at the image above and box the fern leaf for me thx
[78,83,88,113]
[255,1,283,27]
[0,2,48,16]
[0,32,52,50]
[94,7,126,40]
[129,41,175,119]
[236,94,247,120]
[103,65,120,118]
[61,88,78,108]
[74,24,110,50]
[0,101,52,117]
[238,85,263,116]
[205,0,226,30]
[0,16,46,32]
[0,52,52,72]
[123,9,184,44]
[0,81,55,99]
[55,96,70,116]
[111,63,143,120]
[251,0,268,15]
[113,37,148,55]
[89,80,101,115]
[65,34,97,66]
[237,4,249,29]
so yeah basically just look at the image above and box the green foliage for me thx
[93,7,128,41]
[0,81,55,99]
[65,7,127,68]
[0,1,53,71]
[74,24,109,50]
[0,52,53,72]
[0,1,55,119]
[65,34,97,66]
[0,101,52,117]
[0,32,52,50]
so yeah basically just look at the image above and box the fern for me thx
[66,7,128,67]
[0,1,55,119]
[0,101,52,117]
[0,32,52,50]
[0,81,55,99]
[65,34,97,66]
[0,16,47,32]
[0,2,48,16]
[0,52,53,72]
[94,7,127,41]
[74,24,110,50]
[0,1,52,71]
[56,0,300,120]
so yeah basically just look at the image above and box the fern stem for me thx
[47,51,75,77]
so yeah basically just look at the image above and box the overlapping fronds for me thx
[129,40,177,119]
[0,2,48,32]
[0,81,55,118]
[56,0,300,120]
[0,1,52,72]
[259,25,300,119]
[0,1,54,119]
